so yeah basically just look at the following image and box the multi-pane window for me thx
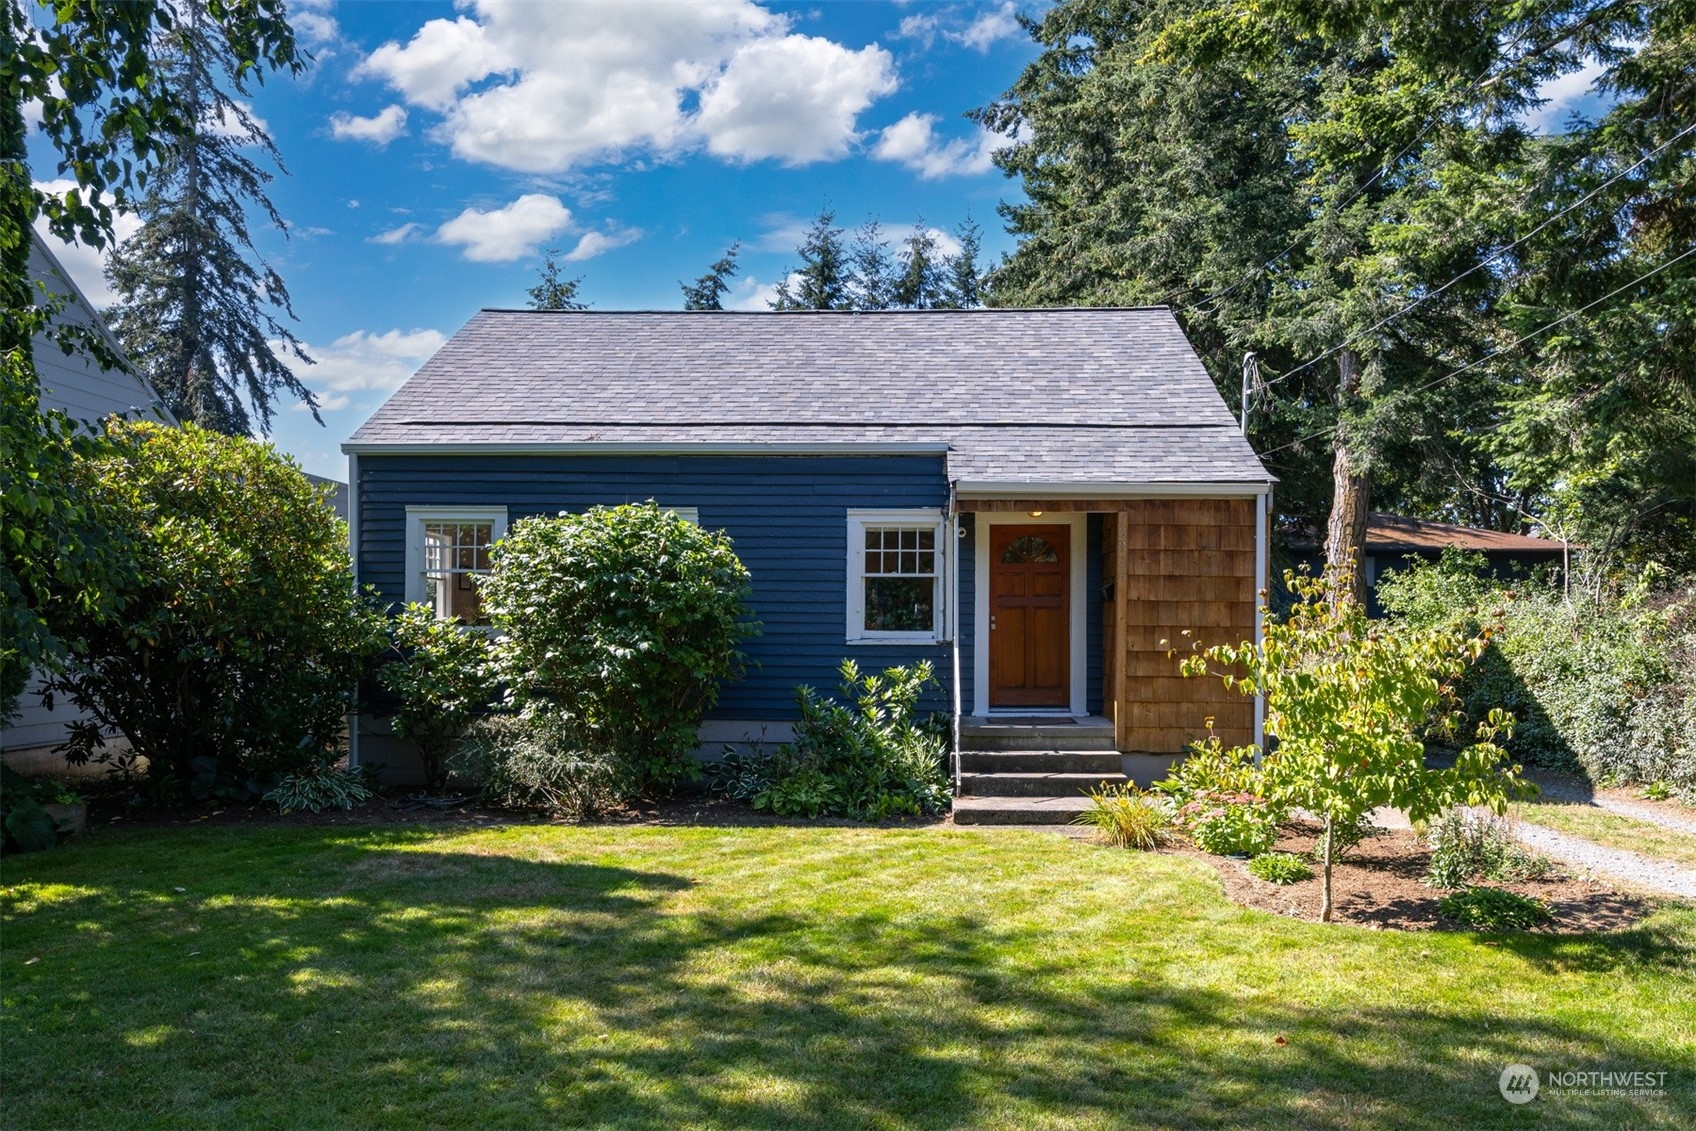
[847,511,946,642]
[406,507,507,625]
[424,521,495,623]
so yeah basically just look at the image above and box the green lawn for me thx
[1512,801,1696,870]
[3,823,1693,1129]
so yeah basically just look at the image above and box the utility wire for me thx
[1249,117,1696,396]
[1180,7,1648,317]
[1253,241,1696,461]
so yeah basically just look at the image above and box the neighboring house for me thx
[305,472,350,520]
[345,308,1275,811]
[1290,512,1571,616]
[1,232,174,772]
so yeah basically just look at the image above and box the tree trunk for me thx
[1319,813,1336,923]
[1324,348,1370,606]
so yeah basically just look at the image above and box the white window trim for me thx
[664,506,700,525]
[972,511,1087,717]
[846,508,947,644]
[404,505,509,611]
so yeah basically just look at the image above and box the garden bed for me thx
[1182,819,1653,933]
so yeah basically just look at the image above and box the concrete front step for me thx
[953,795,1095,825]
[958,771,1127,798]
[959,715,1116,752]
[959,750,1125,774]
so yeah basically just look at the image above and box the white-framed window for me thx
[404,506,508,624]
[664,506,700,525]
[846,508,946,643]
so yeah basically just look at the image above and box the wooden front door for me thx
[988,524,1070,708]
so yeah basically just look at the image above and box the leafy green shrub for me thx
[0,766,82,853]
[454,711,619,819]
[1179,791,1280,856]
[716,661,949,820]
[1642,781,1672,802]
[1178,566,1532,920]
[378,603,498,790]
[1424,808,1553,888]
[1438,886,1552,932]
[263,760,373,814]
[479,503,754,796]
[1157,733,1263,808]
[1074,783,1170,849]
[1249,852,1313,884]
[1378,549,1696,798]
[40,421,387,800]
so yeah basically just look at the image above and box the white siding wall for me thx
[2,236,171,766]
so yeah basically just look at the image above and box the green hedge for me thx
[1377,549,1696,798]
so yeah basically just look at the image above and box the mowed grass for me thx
[3,824,1694,1130]
[1512,801,1696,870]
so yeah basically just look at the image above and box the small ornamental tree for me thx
[1178,568,1532,921]
[479,502,755,794]
[43,421,386,798]
[378,603,498,790]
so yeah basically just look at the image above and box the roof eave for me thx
[954,479,1273,499]
[341,439,954,456]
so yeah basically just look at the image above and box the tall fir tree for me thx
[771,209,851,310]
[892,222,946,309]
[978,0,1619,590]
[847,220,896,310]
[528,249,588,310]
[680,242,739,310]
[104,1,315,436]
[940,217,984,309]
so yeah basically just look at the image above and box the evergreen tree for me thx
[978,0,1611,593]
[892,222,946,310]
[848,220,895,310]
[104,1,315,436]
[940,217,984,309]
[680,242,739,310]
[527,249,588,310]
[771,209,851,310]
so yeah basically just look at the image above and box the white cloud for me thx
[434,193,573,262]
[293,1,340,47]
[202,99,269,139]
[30,179,141,309]
[290,327,447,412]
[370,222,422,245]
[329,105,408,146]
[698,35,897,164]
[950,2,1022,51]
[1524,57,1608,134]
[724,273,794,311]
[564,226,642,262]
[872,112,1008,178]
[894,13,940,47]
[356,0,899,172]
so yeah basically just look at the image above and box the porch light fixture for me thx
[1028,510,1044,517]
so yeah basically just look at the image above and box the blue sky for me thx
[31,1,1614,481]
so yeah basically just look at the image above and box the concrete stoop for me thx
[952,717,1170,826]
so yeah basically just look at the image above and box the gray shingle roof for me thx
[346,308,1271,487]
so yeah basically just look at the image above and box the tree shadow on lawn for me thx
[3,830,1692,1130]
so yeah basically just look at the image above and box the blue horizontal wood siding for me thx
[358,453,953,720]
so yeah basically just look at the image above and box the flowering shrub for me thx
[1179,790,1280,856]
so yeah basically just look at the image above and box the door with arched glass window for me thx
[988,524,1070,707]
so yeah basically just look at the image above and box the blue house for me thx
[344,308,1273,818]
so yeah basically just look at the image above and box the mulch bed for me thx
[1177,818,1653,934]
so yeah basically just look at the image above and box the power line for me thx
[1251,117,1696,396]
[1179,7,1648,317]
[1254,241,1696,461]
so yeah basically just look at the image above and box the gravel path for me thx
[1506,819,1696,901]
[1523,768,1696,837]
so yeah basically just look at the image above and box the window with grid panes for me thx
[846,511,945,642]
